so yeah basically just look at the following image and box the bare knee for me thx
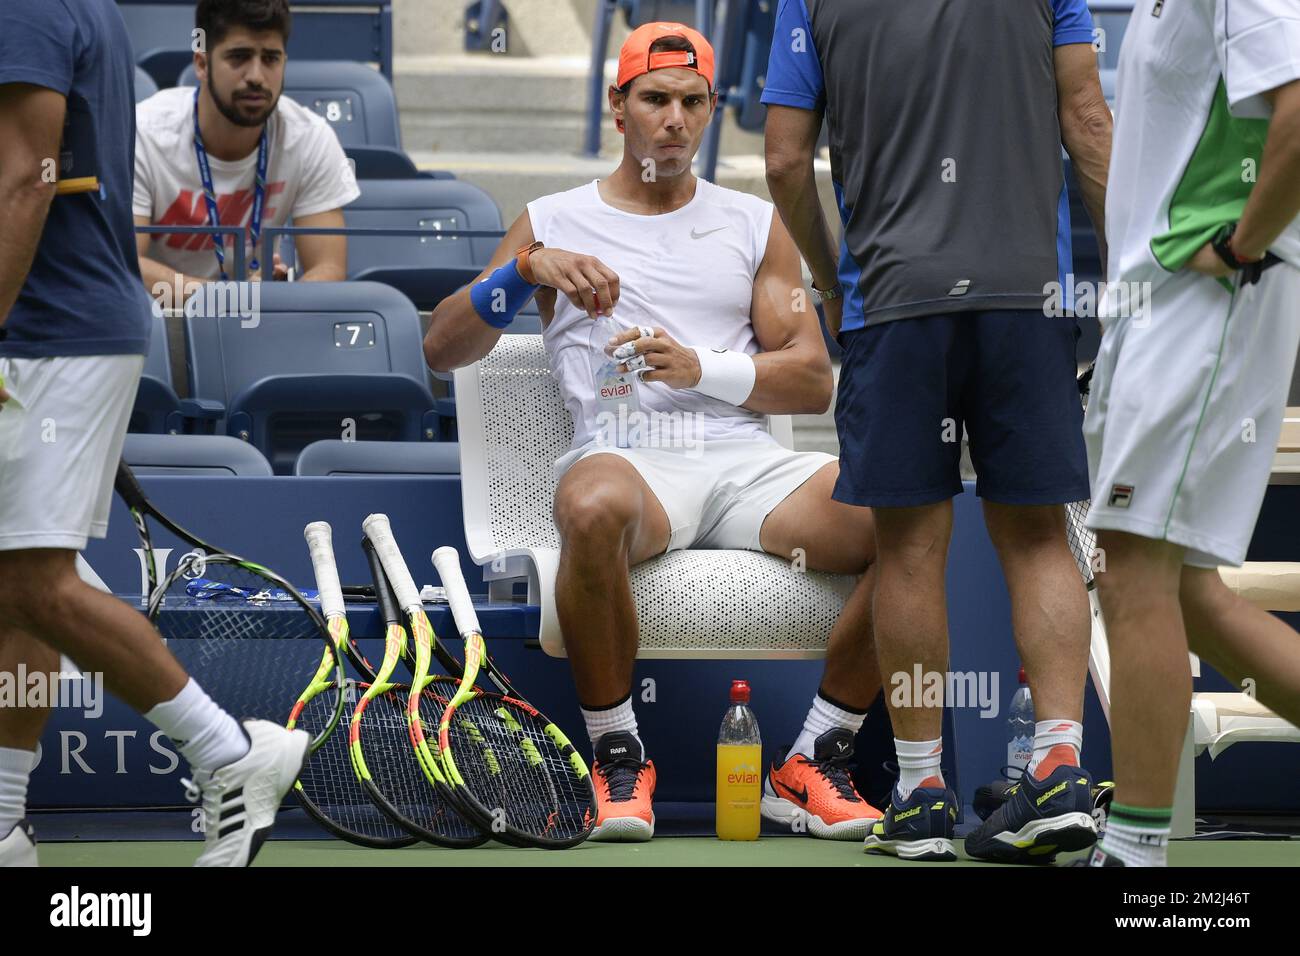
[873,505,951,576]
[554,481,640,555]
[0,550,78,630]
[983,502,1067,554]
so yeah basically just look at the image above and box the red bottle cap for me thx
[1018,666,1027,685]
[730,679,751,704]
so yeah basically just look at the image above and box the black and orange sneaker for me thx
[761,728,883,840]
[589,731,656,842]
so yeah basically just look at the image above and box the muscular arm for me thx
[293,207,347,281]
[1055,42,1112,273]
[0,84,63,327]
[1233,79,1300,261]
[422,209,537,373]
[745,210,834,415]
[764,104,838,292]
[135,215,209,302]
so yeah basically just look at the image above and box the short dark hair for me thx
[618,35,706,94]
[196,0,292,51]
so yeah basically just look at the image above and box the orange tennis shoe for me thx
[761,728,883,840]
[590,731,656,842]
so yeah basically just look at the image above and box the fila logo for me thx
[948,279,971,297]
[1152,0,1165,16]
[1108,484,1134,508]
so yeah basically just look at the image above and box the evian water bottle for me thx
[589,314,641,447]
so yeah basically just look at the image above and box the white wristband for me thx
[689,346,756,406]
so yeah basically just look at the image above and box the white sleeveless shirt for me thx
[526,178,777,470]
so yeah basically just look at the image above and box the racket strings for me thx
[294,686,416,847]
[359,691,484,843]
[445,694,592,841]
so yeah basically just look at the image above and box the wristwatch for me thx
[811,280,842,302]
[1211,223,1261,271]
[514,240,545,285]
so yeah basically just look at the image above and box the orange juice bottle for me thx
[715,679,762,840]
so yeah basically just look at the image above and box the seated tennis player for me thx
[423,22,884,841]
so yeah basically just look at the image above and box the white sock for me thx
[1026,719,1083,778]
[144,679,248,775]
[0,747,36,836]
[788,692,866,761]
[894,737,943,800]
[581,694,639,749]
[1097,811,1170,867]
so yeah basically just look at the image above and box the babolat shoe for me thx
[964,763,1098,864]
[862,777,958,861]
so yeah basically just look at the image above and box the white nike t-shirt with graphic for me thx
[133,87,361,280]
[526,178,777,470]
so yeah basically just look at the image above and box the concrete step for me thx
[395,54,765,158]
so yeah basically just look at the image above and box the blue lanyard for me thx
[192,87,268,280]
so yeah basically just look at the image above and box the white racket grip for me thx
[362,513,422,612]
[303,521,345,619]
[432,546,481,638]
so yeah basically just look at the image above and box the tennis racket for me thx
[288,521,416,848]
[1063,365,1112,723]
[114,461,346,753]
[351,536,488,847]
[430,546,596,849]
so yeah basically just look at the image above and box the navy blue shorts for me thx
[833,310,1090,508]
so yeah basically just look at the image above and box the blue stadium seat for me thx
[130,305,184,434]
[184,281,438,474]
[339,179,505,310]
[178,60,401,148]
[345,145,423,179]
[134,66,159,103]
[122,434,274,476]
[294,440,460,476]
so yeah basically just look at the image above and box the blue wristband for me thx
[470,259,541,330]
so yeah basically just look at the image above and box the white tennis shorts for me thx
[0,354,143,552]
[571,438,836,552]
[1084,263,1300,568]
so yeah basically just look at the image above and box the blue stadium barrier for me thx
[33,477,1300,815]
[184,281,438,473]
[122,434,275,475]
[177,59,401,149]
[118,0,395,87]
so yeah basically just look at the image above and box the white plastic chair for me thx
[1088,562,1300,836]
[453,335,858,659]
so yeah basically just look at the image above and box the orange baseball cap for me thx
[617,21,715,92]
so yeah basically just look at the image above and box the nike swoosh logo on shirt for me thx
[690,226,728,239]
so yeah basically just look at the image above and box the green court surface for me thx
[37,837,1300,867]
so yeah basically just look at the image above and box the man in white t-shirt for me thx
[1083,0,1300,867]
[424,23,889,844]
[133,0,360,302]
